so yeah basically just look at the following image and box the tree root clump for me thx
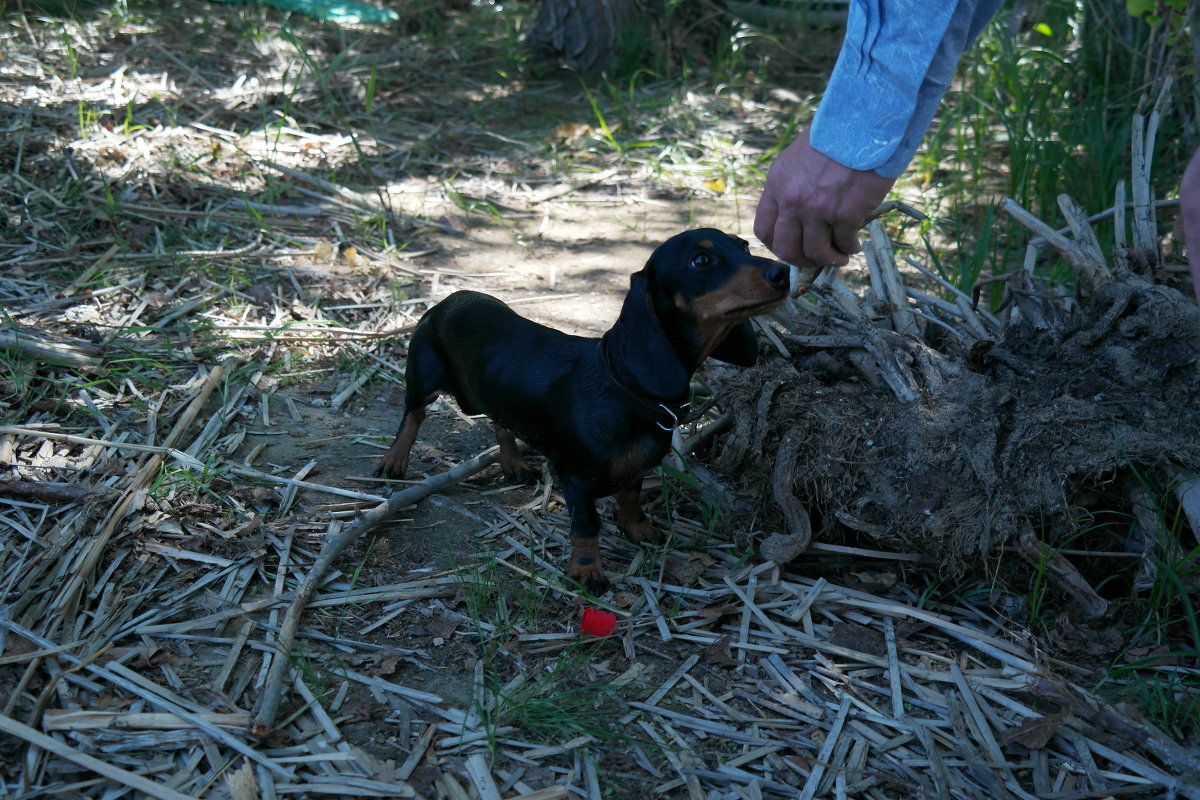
[717,267,1200,574]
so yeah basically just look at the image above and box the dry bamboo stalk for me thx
[1029,678,1200,793]
[528,168,619,204]
[798,694,852,800]
[1027,196,1178,248]
[48,359,232,630]
[883,617,904,720]
[0,427,203,468]
[1113,180,1132,273]
[184,374,256,458]
[1014,529,1108,619]
[902,256,1002,331]
[465,754,503,800]
[1131,116,1157,262]
[252,446,503,737]
[1000,198,1104,281]
[224,465,386,502]
[0,712,200,800]
[41,710,250,730]
[207,323,417,340]
[397,725,436,780]
[262,159,385,213]
[330,365,379,410]
[1057,194,1109,283]
[492,554,584,604]
[507,789,567,800]
[0,329,102,368]
[723,575,785,638]
[865,220,919,337]
[60,242,121,296]
[950,666,1019,794]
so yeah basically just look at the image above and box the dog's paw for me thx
[566,560,610,596]
[501,459,538,485]
[619,517,659,545]
[375,455,407,479]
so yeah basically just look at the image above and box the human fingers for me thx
[754,192,779,252]
[801,219,849,267]
[770,216,807,267]
[831,222,863,257]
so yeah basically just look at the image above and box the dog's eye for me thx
[690,252,713,270]
[740,241,751,253]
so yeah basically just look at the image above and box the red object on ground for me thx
[580,608,617,637]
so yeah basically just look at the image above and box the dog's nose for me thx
[763,263,789,290]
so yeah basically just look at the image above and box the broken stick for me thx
[252,446,503,737]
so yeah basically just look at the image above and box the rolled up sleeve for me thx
[809,0,1005,178]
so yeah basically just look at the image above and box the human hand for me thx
[754,128,895,268]
[1182,148,1200,309]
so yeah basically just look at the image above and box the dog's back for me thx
[405,291,601,457]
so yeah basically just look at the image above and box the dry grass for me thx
[1,2,1197,799]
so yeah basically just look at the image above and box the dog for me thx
[378,229,789,593]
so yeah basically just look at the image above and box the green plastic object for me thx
[211,0,399,25]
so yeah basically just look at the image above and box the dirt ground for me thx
[3,3,1198,798]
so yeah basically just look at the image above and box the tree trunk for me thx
[527,0,639,72]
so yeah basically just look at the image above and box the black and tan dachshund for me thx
[379,229,789,593]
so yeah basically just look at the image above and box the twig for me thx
[0,426,204,470]
[251,446,503,737]
[1029,679,1200,799]
[0,480,90,503]
[0,712,200,800]
[1014,529,1108,619]
[864,220,919,337]
[0,328,102,369]
[1000,197,1105,282]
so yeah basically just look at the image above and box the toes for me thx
[376,457,406,479]
[502,462,537,484]
[566,561,609,595]
[620,518,658,544]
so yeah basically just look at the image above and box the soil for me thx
[717,262,1200,578]
[4,5,1199,794]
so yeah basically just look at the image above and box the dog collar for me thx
[598,335,689,431]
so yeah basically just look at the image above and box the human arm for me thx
[1182,148,1200,309]
[754,129,894,268]
[755,0,1004,266]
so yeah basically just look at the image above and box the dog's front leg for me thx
[561,479,609,595]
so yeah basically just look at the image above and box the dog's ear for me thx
[708,320,759,366]
[606,270,690,401]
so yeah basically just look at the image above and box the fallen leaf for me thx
[849,570,897,590]
[696,604,737,622]
[611,590,638,608]
[665,552,715,584]
[246,283,274,307]
[1122,645,1179,667]
[828,622,886,657]
[1002,709,1066,750]
[704,634,737,667]
[3,634,37,658]
[426,614,461,639]
[340,700,374,723]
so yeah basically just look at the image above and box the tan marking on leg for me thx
[566,533,608,594]
[494,424,535,483]
[616,483,658,544]
[377,408,425,478]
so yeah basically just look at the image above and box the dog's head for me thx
[638,228,788,367]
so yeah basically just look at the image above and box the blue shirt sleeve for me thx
[809,0,1005,179]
